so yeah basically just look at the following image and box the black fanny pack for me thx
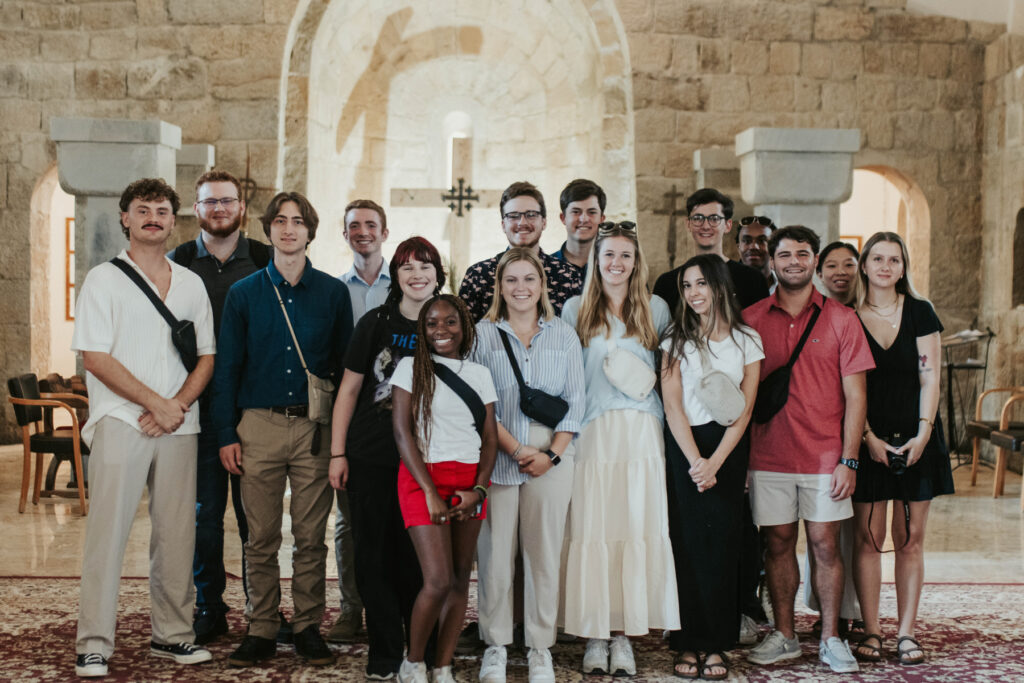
[110,257,199,372]
[752,305,821,424]
[499,330,568,430]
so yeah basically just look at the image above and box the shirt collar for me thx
[195,232,251,262]
[342,258,390,287]
[768,286,824,315]
[266,257,314,287]
[495,314,554,336]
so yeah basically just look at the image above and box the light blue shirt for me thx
[341,258,391,326]
[472,316,586,486]
[560,294,671,427]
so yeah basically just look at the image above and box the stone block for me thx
[137,0,169,25]
[21,133,54,174]
[918,43,951,79]
[619,0,653,32]
[634,108,676,142]
[41,99,131,123]
[794,78,821,111]
[26,63,74,100]
[725,4,814,42]
[709,75,750,112]
[814,7,874,41]
[669,37,699,78]
[954,110,980,151]
[698,39,730,74]
[675,113,703,144]
[0,31,40,59]
[893,111,927,148]
[821,82,856,112]
[877,13,966,43]
[208,57,279,99]
[218,100,277,140]
[665,77,706,111]
[127,57,207,99]
[801,43,832,79]
[22,4,80,30]
[769,42,801,75]
[951,43,985,82]
[924,111,955,150]
[831,43,862,80]
[939,81,976,110]
[127,99,222,143]
[749,75,795,111]
[137,27,186,58]
[968,20,1005,44]
[75,63,127,99]
[652,1,722,38]
[0,64,25,98]
[264,0,300,25]
[862,43,885,74]
[887,44,919,76]
[168,0,263,25]
[603,116,628,151]
[0,100,41,132]
[1009,34,1024,69]
[862,113,895,149]
[90,28,138,61]
[631,74,660,109]
[629,32,672,74]
[81,2,137,30]
[701,114,748,146]
[731,41,768,76]
[896,78,937,111]
[856,76,897,111]
[634,141,666,176]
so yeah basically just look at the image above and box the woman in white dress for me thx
[560,221,680,677]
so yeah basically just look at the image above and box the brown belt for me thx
[268,404,308,418]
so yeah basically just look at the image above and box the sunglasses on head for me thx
[598,220,637,235]
[739,216,774,228]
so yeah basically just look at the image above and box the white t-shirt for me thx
[390,354,497,465]
[661,327,764,427]
[72,250,216,446]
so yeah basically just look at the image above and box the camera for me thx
[885,433,907,476]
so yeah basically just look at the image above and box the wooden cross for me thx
[390,137,500,278]
[653,184,686,269]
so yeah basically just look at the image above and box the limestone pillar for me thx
[51,117,181,289]
[176,144,215,216]
[692,148,753,218]
[735,127,861,243]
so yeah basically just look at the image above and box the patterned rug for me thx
[2,577,1022,682]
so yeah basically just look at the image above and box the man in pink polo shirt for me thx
[743,226,874,674]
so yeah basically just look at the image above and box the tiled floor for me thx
[1,444,1021,583]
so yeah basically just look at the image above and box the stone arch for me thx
[1014,208,1024,308]
[840,165,932,296]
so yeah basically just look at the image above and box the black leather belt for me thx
[269,404,308,418]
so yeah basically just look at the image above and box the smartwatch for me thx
[544,449,561,466]
[839,457,859,471]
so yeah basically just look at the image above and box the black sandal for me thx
[854,633,884,662]
[897,636,925,666]
[701,653,729,681]
[672,652,699,679]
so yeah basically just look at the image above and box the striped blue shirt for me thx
[472,316,586,486]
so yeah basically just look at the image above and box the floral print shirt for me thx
[458,248,583,322]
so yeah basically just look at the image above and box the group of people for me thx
[70,172,953,683]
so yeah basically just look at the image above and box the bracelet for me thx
[329,453,347,459]
[919,417,934,428]
[473,484,489,501]
[511,443,523,458]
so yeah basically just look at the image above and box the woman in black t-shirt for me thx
[328,236,445,680]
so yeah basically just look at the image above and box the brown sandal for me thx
[854,633,883,662]
[672,652,699,679]
[701,653,729,681]
[897,636,925,666]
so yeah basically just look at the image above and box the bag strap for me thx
[170,239,198,267]
[109,257,181,330]
[498,329,528,392]
[433,362,485,435]
[266,270,311,374]
[785,304,823,369]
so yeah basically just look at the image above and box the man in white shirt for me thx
[73,178,216,678]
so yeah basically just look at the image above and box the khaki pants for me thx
[477,423,575,650]
[237,408,333,639]
[76,417,198,657]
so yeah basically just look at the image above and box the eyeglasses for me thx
[688,213,725,227]
[597,220,638,235]
[503,210,543,222]
[739,215,774,228]
[198,197,240,208]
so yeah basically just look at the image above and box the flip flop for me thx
[701,652,729,681]
[672,652,699,679]
[854,633,884,662]
[897,636,925,666]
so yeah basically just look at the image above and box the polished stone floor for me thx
[1,444,1022,583]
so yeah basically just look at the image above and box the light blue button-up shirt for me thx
[472,316,586,486]
[341,259,391,327]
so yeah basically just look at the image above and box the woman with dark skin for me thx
[391,295,498,683]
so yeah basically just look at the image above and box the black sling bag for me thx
[433,362,485,436]
[752,305,822,424]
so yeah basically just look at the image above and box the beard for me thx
[199,212,243,238]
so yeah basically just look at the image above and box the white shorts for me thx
[749,471,853,526]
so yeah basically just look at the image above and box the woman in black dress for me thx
[851,232,953,666]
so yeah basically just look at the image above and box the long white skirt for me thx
[561,409,681,638]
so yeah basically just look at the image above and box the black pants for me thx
[666,422,747,653]
[738,493,765,621]
[348,460,426,676]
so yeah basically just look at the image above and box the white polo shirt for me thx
[72,249,216,446]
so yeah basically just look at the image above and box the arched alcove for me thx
[278,0,635,277]
[839,165,932,295]
[1014,208,1024,308]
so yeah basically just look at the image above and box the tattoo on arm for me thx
[919,354,933,373]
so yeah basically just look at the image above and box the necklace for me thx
[867,296,899,315]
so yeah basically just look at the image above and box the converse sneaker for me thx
[75,653,108,677]
[432,665,456,683]
[819,637,860,673]
[398,659,429,683]
[739,613,760,646]
[582,638,609,674]
[748,630,801,665]
[149,641,212,665]
[608,635,636,676]
[479,644,507,683]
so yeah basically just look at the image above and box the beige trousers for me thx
[237,408,333,639]
[76,417,198,657]
[477,423,575,650]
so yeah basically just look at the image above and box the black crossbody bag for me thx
[498,330,569,430]
[110,257,198,372]
[752,305,822,424]
[433,362,485,436]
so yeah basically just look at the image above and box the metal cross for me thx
[653,184,686,269]
[441,178,480,217]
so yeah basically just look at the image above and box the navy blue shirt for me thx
[551,240,589,279]
[212,258,353,447]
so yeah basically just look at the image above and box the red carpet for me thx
[2,577,1022,681]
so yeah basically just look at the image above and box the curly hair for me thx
[118,178,180,239]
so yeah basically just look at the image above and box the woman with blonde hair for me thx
[851,232,952,666]
[470,248,585,683]
[560,221,679,677]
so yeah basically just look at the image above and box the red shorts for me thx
[397,461,488,528]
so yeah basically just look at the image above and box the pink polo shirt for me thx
[744,289,874,475]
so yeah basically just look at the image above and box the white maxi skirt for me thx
[561,408,680,639]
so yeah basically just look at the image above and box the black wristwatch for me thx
[545,448,561,466]
[839,457,859,471]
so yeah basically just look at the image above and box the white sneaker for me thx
[432,664,456,683]
[608,635,636,676]
[527,647,555,683]
[748,629,802,665]
[582,638,609,674]
[739,613,759,645]
[479,645,507,683]
[75,653,108,677]
[819,637,860,673]
[398,659,428,683]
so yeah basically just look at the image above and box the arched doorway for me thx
[279,0,635,277]
[839,166,931,295]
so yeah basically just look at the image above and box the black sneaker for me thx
[228,635,276,668]
[276,611,294,644]
[293,624,334,666]
[75,653,108,677]
[455,621,482,655]
[149,641,212,664]
[193,608,229,645]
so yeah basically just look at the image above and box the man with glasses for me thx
[653,188,768,312]
[736,215,777,291]
[459,181,583,321]
[169,170,271,645]
[552,178,606,274]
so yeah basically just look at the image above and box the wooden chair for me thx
[7,373,89,515]
[968,385,1024,494]
[989,393,1024,507]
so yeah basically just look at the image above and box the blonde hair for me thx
[575,224,659,349]
[483,248,555,323]
[856,231,928,307]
